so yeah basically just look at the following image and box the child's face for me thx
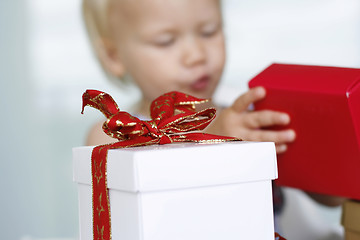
[107,0,225,103]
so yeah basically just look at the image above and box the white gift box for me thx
[73,141,277,240]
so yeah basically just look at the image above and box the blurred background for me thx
[1,0,359,239]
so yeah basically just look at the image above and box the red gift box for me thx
[248,63,360,199]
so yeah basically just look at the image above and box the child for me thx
[83,0,295,153]
[82,0,345,232]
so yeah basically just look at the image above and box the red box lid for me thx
[249,63,360,199]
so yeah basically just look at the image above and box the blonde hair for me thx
[82,0,129,84]
[82,0,110,39]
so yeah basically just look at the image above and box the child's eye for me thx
[201,23,220,38]
[153,34,175,47]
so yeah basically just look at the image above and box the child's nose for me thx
[182,37,206,67]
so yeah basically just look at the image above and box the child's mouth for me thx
[191,75,210,91]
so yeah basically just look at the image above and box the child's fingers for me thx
[275,144,288,154]
[244,129,296,144]
[243,110,290,128]
[231,87,266,113]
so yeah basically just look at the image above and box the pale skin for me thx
[85,0,345,206]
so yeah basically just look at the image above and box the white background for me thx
[0,0,359,239]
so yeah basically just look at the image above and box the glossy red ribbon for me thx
[82,90,240,240]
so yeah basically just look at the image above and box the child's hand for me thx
[206,86,296,153]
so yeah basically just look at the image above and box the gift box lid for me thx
[73,141,277,192]
[248,63,360,199]
[250,63,360,94]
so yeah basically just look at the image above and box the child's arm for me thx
[206,86,296,153]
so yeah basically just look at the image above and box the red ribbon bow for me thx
[82,90,238,146]
[82,90,240,240]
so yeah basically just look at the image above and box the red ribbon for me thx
[82,90,240,240]
[275,232,287,240]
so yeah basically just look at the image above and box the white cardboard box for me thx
[73,141,277,240]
